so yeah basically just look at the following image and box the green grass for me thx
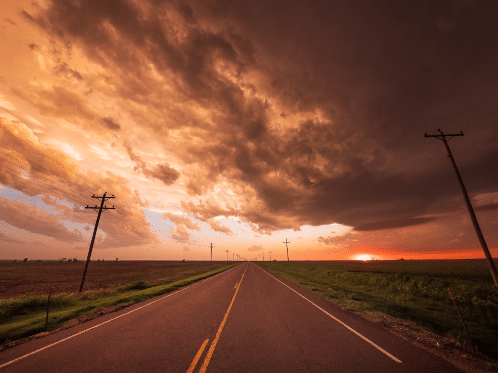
[257,261,498,360]
[0,263,237,344]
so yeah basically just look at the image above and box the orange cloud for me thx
[0,197,83,242]
[162,212,201,243]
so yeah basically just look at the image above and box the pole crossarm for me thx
[425,130,498,287]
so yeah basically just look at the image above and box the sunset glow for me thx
[0,0,497,261]
[354,255,373,262]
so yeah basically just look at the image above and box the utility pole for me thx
[225,249,229,262]
[210,242,214,262]
[283,238,291,262]
[425,130,498,287]
[269,251,272,262]
[79,192,115,292]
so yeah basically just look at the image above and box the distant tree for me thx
[98,259,100,262]
[182,259,185,262]
[115,258,118,262]
[72,258,78,262]
[13,259,17,262]
[23,258,28,262]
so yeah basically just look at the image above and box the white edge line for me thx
[0,265,240,369]
[256,265,402,363]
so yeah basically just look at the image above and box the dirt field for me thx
[0,260,234,298]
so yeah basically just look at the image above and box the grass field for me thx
[256,259,498,361]
[0,261,237,346]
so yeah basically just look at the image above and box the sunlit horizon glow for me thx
[0,0,497,261]
[353,254,373,262]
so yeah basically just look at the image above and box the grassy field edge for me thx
[256,262,498,372]
[0,263,238,347]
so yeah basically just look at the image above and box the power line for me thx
[0,164,91,207]
[0,143,94,196]
[0,156,92,205]
[0,131,152,230]
[0,126,102,191]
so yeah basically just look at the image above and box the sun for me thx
[354,254,372,261]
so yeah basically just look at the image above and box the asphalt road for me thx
[0,262,463,372]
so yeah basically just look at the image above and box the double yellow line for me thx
[187,266,247,373]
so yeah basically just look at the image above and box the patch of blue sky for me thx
[0,186,77,216]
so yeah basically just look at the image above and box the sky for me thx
[0,0,497,261]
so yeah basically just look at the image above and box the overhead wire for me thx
[0,163,91,207]
[0,153,93,205]
[0,127,155,230]
[0,143,95,196]
[0,126,103,192]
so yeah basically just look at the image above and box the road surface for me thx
[0,262,463,372]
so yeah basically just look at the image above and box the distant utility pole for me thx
[210,242,214,262]
[233,253,234,261]
[79,192,115,292]
[225,249,229,262]
[425,130,498,287]
[283,238,291,262]
[263,252,264,261]
[269,251,272,262]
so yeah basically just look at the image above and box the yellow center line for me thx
[186,339,209,373]
[199,266,247,373]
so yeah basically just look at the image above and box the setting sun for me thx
[354,254,372,261]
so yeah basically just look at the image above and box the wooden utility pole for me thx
[269,251,272,262]
[225,249,229,262]
[210,242,214,262]
[283,238,290,262]
[425,130,498,287]
[79,192,115,292]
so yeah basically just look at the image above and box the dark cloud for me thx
[123,142,179,186]
[102,117,121,131]
[355,217,436,232]
[149,163,180,186]
[55,62,83,81]
[20,0,498,245]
